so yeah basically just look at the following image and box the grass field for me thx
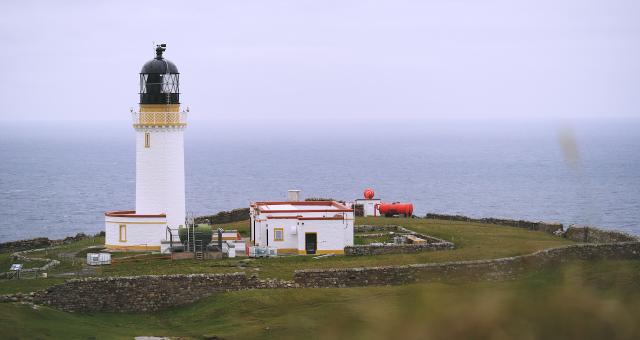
[1,259,639,339]
[1,218,638,338]
[0,217,574,294]
[96,216,572,279]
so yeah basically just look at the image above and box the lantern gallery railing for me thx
[132,111,187,127]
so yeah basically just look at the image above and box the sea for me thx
[0,117,638,242]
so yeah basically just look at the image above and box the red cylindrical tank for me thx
[363,188,375,199]
[377,202,413,217]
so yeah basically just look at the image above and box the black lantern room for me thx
[139,44,180,104]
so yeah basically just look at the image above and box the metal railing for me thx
[132,111,187,127]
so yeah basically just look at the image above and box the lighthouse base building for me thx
[105,44,186,252]
[105,211,169,251]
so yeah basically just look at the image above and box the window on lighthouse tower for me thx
[145,132,151,148]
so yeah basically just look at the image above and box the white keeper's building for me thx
[105,44,187,252]
[250,199,354,255]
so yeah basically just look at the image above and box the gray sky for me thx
[0,0,639,122]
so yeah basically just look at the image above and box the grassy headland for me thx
[1,259,639,339]
[0,217,574,294]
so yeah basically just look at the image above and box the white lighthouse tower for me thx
[105,44,187,252]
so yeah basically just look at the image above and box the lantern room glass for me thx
[139,73,180,104]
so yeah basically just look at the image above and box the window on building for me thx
[144,132,151,148]
[119,224,127,242]
[274,228,284,241]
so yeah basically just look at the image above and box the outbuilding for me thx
[354,188,381,217]
[250,200,354,255]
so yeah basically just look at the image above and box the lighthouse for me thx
[104,44,187,252]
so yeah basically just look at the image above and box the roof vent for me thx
[287,190,301,202]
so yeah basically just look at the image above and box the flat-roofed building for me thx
[250,200,354,255]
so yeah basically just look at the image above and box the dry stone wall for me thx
[564,226,637,243]
[345,242,454,256]
[348,225,454,256]
[354,225,400,233]
[0,233,98,253]
[6,243,640,312]
[33,273,295,312]
[295,242,640,288]
[425,213,563,234]
[424,213,637,243]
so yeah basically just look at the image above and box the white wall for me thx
[135,127,186,229]
[355,199,381,217]
[252,214,354,253]
[297,218,353,253]
[105,215,167,250]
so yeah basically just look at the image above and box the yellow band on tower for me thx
[134,104,186,127]
[139,104,180,112]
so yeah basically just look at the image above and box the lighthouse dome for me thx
[139,44,180,105]
[140,58,179,74]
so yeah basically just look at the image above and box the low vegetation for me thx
[0,217,573,293]
[2,217,638,338]
[1,260,639,339]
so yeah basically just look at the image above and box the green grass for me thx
[1,259,639,339]
[0,278,67,295]
[102,216,571,280]
[214,220,250,236]
[0,217,574,293]
[0,253,49,271]
[0,219,632,339]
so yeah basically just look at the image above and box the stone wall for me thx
[0,233,97,253]
[0,238,51,253]
[7,243,640,312]
[194,208,250,225]
[354,225,400,233]
[354,232,389,238]
[348,225,454,256]
[32,273,295,312]
[295,242,640,287]
[345,242,454,256]
[425,213,563,234]
[563,226,638,243]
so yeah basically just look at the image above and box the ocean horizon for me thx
[0,117,638,242]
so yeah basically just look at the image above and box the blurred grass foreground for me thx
[1,259,639,339]
[1,217,639,338]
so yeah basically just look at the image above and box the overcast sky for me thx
[0,0,638,122]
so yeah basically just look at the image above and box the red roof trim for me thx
[266,215,302,219]
[253,200,350,209]
[299,216,345,220]
[105,210,167,218]
[253,200,352,214]
[260,209,353,213]
[254,201,333,206]
[264,215,346,221]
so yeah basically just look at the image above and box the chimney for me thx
[287,190,301,202]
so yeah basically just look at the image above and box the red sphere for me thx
[363,188,375,199]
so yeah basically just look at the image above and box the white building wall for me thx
[298,218,353,253]
[105,215,167,250]
[250,203,354,255]
[251,214,354,254]
[135,127,185,228]
[355,199,381,217]
[263,219,299,251]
